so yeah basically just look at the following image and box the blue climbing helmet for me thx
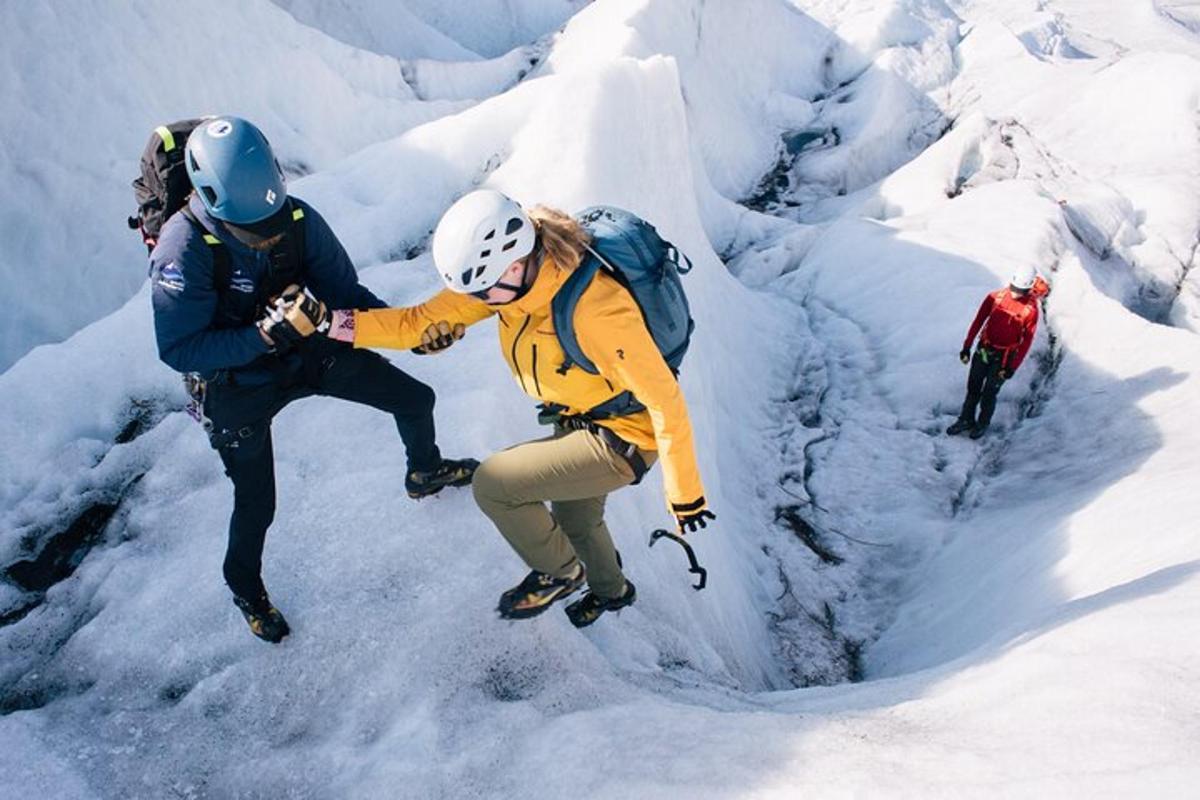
[184,117,287,225]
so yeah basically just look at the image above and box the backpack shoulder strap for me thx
[550,248,649,419]
[288,202,307,274]
[262,201,309,298]
[180,205,231,297]
[551,257,602,375]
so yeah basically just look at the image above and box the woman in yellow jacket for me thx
[327,190,714,627]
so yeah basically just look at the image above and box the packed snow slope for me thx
[2,0,1199,797]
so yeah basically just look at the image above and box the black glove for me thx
[411,321,466,355]
[258,285,329,347]
[998,367,1012,380]
[673,498,716,535]
[959,348,971,364]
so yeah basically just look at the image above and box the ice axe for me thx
[648,529,707,591]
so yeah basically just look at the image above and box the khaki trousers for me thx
[472,427,657,599]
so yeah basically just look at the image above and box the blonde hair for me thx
[528,206,591,272]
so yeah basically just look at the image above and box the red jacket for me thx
[962,278,1046,372]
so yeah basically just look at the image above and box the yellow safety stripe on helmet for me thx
[156,126,176,153]
[292,208,305,221]
[203,234,220,246]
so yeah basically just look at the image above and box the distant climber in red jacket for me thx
[947,266,1048,439]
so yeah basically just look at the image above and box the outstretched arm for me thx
[351,288,494,350]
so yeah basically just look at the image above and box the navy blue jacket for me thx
[150,195,385,384]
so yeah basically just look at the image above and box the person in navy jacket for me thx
[149,117,476,642]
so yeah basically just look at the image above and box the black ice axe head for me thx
[648,529,707,591]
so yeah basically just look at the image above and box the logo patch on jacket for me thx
[230,274,255,294]
[157,263,185,293]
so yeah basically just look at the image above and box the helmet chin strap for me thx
[488,242,541,301]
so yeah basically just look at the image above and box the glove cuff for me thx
[672,496,707,514]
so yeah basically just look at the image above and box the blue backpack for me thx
[551,205,695,419]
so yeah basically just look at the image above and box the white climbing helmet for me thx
[1010,264,1038,291]
[432,190,536,294]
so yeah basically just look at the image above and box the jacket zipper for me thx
[532,344,541,397]
[512,315,532,393]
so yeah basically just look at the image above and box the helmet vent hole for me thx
[201,186,218,207]
[483,229,496,241]
[480,249,491,258]
[188,151,199,171]
[501,240,517,252]
[461,269,474,285]
[505,217,524,235]
[474,266,487,279]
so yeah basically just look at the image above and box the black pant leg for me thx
[217,422,277,599]
[205,380,297,600]
[978,362,1007,427]
[314,346,441,473]
[959,350,990,423]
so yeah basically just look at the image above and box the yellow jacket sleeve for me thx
[575,286,707,511]
[353,289,494,350]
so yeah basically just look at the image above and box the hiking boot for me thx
[406,457,479,499]
[565,580,637,628]
[497,562,586,620]
[233,592,290,643]
[969,423,989,439]
[946,418,974,436]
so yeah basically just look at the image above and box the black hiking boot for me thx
[946,418,974,436]
[497,562,586,620]
[406,457,479,499]
[969,423,989,439]
[233,592,290,643]
[565,580,637,628]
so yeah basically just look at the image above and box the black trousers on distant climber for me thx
[959,346,1007,427]
[203,337,440,601]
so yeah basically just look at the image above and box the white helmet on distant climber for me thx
[433,190,536,294]
[1010,264,1037,291]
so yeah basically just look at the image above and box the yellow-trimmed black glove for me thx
[672,498,715,535]
[411,321,466,355]
[258,285,329,347]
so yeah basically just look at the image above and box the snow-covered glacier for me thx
[1,0,1197,797]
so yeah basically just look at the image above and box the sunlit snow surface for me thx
[1,0,1199,797]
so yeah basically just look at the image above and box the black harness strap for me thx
[547,408,650,484]
[180,205,232,303]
